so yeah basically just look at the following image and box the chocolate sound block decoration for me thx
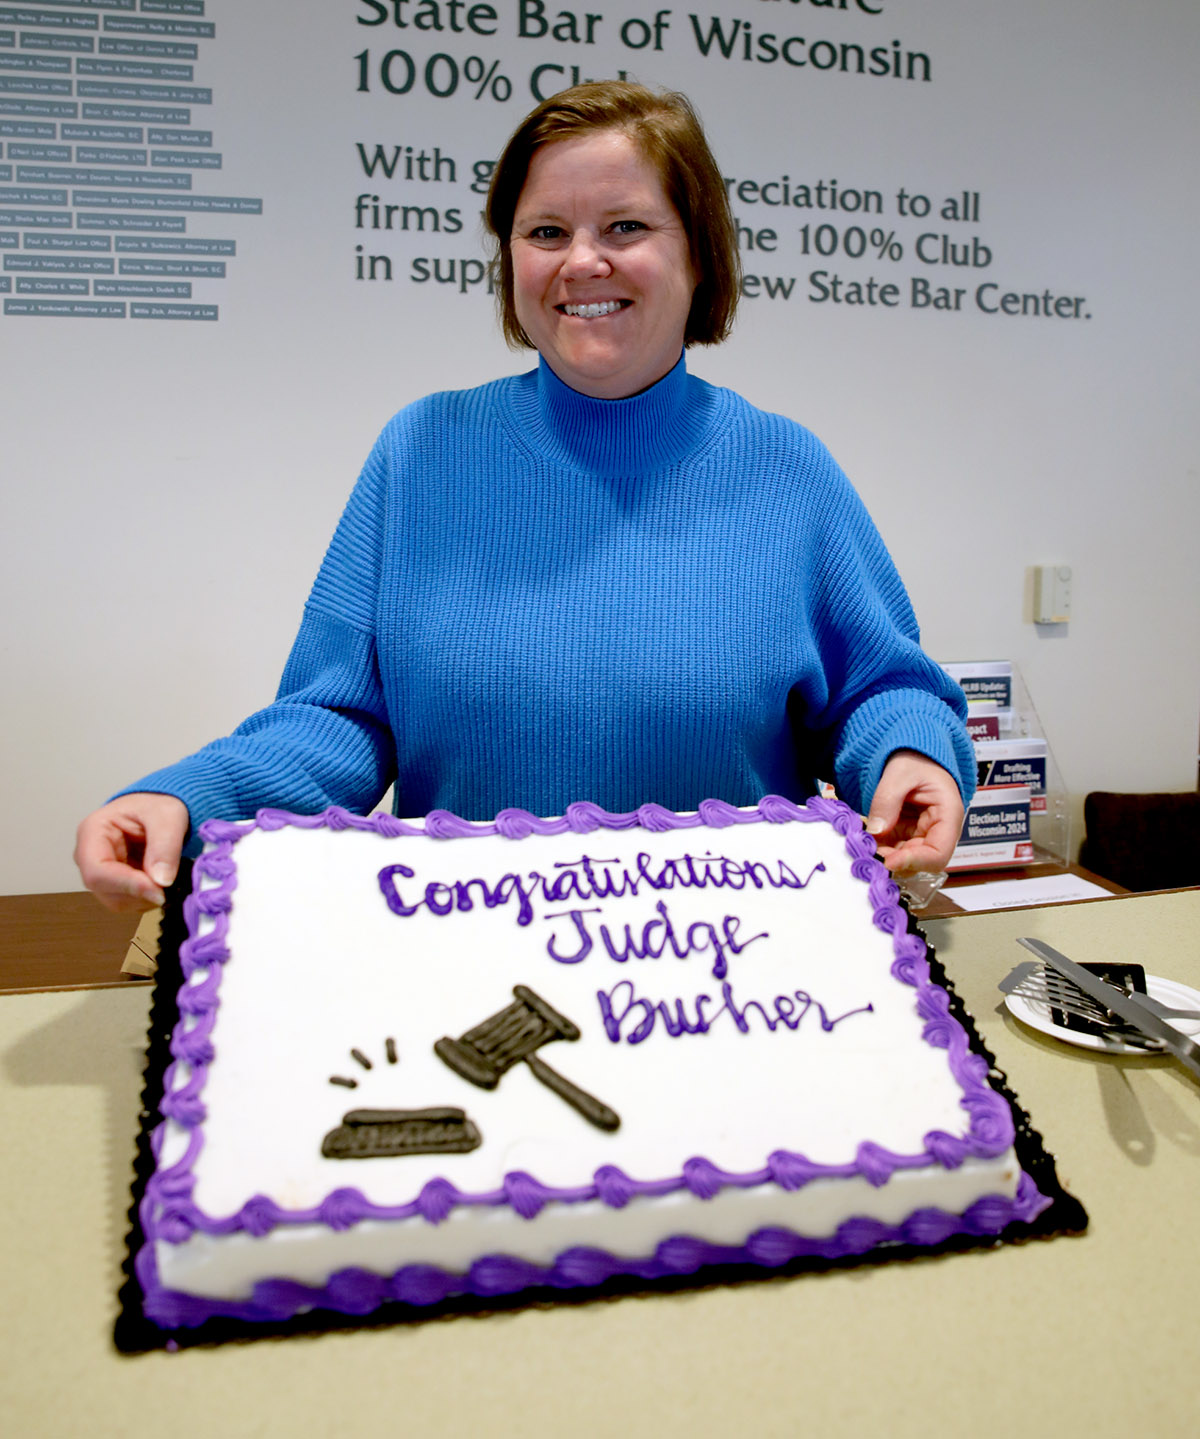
[321,1106,482,1160]
[435,984,620,1132]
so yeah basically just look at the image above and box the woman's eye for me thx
[611,220,647,236]
[528,225,564,241]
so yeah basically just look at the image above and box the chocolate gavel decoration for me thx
[435,985,620,1132]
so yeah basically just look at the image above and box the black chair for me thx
[1079,791,1200,892]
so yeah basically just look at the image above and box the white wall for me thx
[3,0,1197,893]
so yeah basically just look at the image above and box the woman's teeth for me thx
[561,301,625,318]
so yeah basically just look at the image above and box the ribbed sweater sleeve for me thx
[791,456,975,813]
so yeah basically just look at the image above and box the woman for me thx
[75,82,973,912]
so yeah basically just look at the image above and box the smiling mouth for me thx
[558,300,631,319]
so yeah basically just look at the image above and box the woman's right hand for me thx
[74,793,190,912]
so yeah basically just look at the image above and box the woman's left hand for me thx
[864,750,965,873]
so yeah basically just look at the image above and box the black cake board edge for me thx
[114,879,1087,1355]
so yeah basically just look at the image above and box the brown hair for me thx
[485,81,740,350]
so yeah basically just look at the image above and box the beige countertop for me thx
[2,890,1197,1438]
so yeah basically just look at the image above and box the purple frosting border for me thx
[137,795,1050,1327]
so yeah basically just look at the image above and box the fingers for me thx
[863,753,918,846]
[74,814,161,913]
[877,833,950,874]
[864,787,902,843]
[142,816,186,892]
[864,750,965,875]
[74,794,190,913]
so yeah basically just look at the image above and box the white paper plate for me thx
[1005,975,1200,1054]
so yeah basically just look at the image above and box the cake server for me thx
[999,961,1160,1045]
[1016,938,1200,1082]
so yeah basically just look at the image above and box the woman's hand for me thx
[864,750,965,874]
[74,793,190,912]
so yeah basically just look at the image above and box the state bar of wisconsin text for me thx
[355,0,890,32]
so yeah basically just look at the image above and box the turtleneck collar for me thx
[506,352,719,475]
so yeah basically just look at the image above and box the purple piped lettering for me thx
[379,845,825,933]
[722,913,766,956]
[599,917,647,965]
[544,908,600,964]
[655,995,711,1037]
[377,866,545,926]
[500,871,542,926]
[544,866,586,903]
[595,979,875,1045]
[423,881,455,916]
[773,996,798,1030]
[377,863,418,915]
[588,902,768,980]
[596,980,656,1044]
[710,980,772,1033]
[686,915,737,977]
[579,854,634,899]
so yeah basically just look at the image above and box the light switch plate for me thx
[1033,565,1072,623]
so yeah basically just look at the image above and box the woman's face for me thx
[510,129,697,400]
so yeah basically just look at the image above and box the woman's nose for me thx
[562,229,610,276]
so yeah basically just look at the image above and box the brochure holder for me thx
[941,661,1071,872]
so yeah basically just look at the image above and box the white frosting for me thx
[152,808,1021,1306]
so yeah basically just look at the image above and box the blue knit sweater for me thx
[123,356,975,830]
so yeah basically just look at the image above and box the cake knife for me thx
[1016,937,1200,1082]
